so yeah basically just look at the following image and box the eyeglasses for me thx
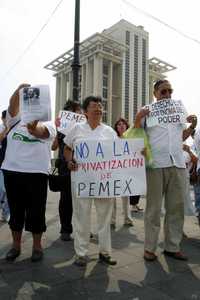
[160,88,173,95]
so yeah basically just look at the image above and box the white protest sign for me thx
[72,138,146,198]
[57,111,86,134]
[146,99,188,127]
[20,85,51,123]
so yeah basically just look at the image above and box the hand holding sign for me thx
[186,115,197,129]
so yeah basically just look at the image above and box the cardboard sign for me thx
[72,138,146,198]
[146,99,188,127]
[57,111,86,134]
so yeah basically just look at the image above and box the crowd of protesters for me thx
[0,80,200,267]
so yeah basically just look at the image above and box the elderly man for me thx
[135,79,197,261]
[64,96,117,267]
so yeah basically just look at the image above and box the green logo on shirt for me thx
[12,132,43,143]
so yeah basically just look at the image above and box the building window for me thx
[103,76,108,87]
[103,88,108,99]
[133,35,138,119]
[103,63,109,76]
[124,31,130,120]
[102,59,109,123]
[142,38,147,106]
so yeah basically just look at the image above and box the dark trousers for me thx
[58,165,73,234]
[3,170,48,233]
[130,195,140,205]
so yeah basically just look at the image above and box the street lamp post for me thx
[71,0,81,101]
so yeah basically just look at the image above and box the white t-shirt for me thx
[194,128,200,171]
[1,113,56,174]
[64,122,117,150]
[144,121,186,168]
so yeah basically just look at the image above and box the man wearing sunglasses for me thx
[135,79,197,262]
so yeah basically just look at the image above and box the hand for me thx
[136,108,150,119]
[15,83,31,95]
[27,120,39,135]
[55,117,61,128]
[17,83,31,90]
[183,144,190,153]
[141,147,147,157]
[67,160,78,171]
[186,115,197,128]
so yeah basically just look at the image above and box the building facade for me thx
[45,19,175,125]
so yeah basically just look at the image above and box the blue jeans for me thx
[0,170,10,218]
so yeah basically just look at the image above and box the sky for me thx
[0,0,200,122]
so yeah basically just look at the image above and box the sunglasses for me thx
[160,88,173,95]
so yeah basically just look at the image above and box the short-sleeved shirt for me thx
[145,121,186,169]
[1,112,56,174]
[64,122,117,150]
[194,129,200,171]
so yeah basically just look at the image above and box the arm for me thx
[183,115,197,141]
[8,83,30,117]
[134,108,149,128]
[183,144,198,164]
[64,145,78,171]
[0,126,8,142]
[51,136,59,151]
[27,121,50,139]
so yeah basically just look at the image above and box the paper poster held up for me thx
[20,85,51,123]
[57,110,86,135]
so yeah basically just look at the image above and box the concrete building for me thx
[45,19,176,125]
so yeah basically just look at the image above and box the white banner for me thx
[146,99,188,127]
[72,138,146,198]
[57,111,86,134]
[20,85,51,123]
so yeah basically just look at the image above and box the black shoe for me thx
[99,253,117,266]
[6,248,21,261]
[31,249,43,262]
[163,250,188,261]
[60,233,72,241]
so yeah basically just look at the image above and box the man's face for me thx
[85,101,103,121]
[154,82,173,100]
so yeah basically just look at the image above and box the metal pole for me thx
[71,0,81,101]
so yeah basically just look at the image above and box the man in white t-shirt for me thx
[64,96,117,267]
[135,79,197,262]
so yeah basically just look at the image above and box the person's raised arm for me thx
[8,84,30,117]
[134,108,149,128]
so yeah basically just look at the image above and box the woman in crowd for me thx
[182,144,197,217]
[111,118,134,228]
[2,84,56,262]
[52,100,82,241]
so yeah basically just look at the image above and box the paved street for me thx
[0,191,200,300]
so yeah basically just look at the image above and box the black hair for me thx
[114,118,129,136]
[82,96,102,111]
[63,100,81,112]
[154,79,169,91]
[1,110,6,119]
